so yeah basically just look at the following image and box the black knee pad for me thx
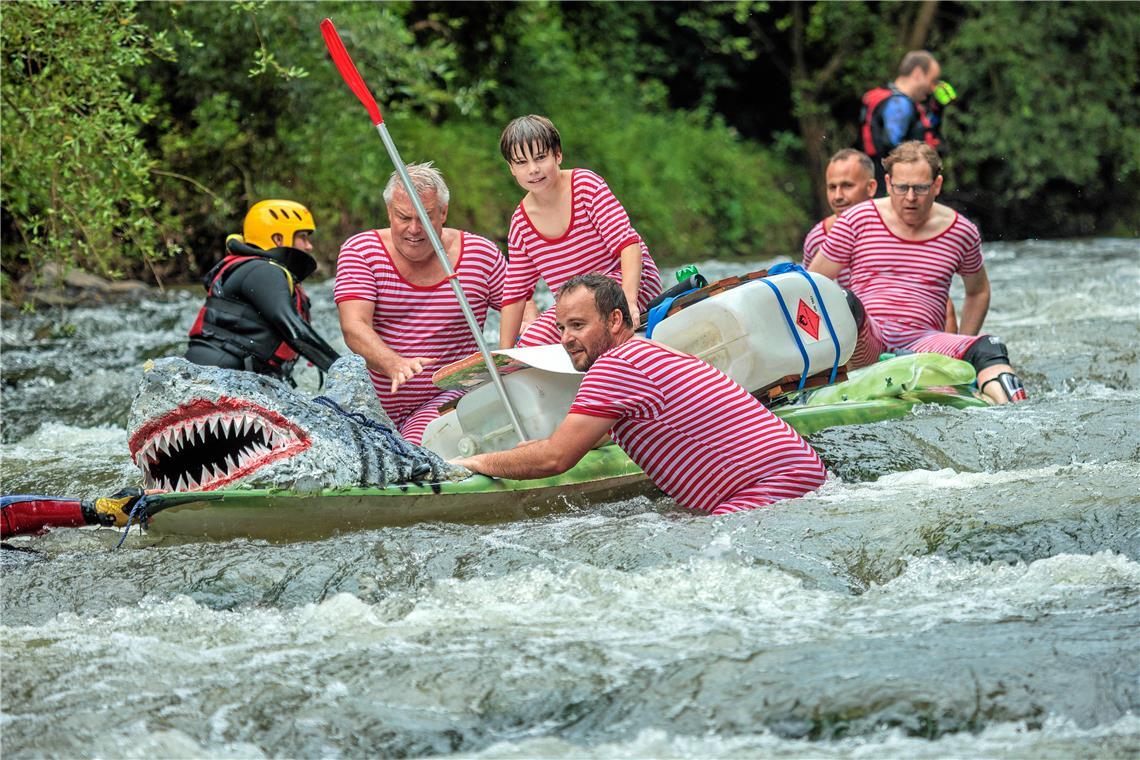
[962,335,1011,372]
[980,372,1028,403]
[843,289,865,331]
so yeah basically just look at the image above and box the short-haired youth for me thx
[557,273,632,329]
[897,50,937,78]
[383,161,450,207]
[500,115,562,163]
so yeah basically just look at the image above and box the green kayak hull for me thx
[144,354,988,541]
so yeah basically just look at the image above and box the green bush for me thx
[938,2,1140,236]
[1,1,171,289]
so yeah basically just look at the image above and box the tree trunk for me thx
[907,0,940,49]
[789,4,832,218]
[798,112,831,218]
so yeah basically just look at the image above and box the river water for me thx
[2,239,1138,758]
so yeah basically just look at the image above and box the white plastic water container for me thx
[421,368,583,458]
[420,407,466,459]
[649,271,856,394]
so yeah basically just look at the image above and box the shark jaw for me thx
[128,396,311,492]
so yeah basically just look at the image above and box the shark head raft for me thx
[126,355,466,492]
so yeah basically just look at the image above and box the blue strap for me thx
[114,498,149,549]
[758,277,812,390]
[645,288,699,339]
[768,262,842,384]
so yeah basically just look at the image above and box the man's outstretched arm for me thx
[453,413,616,480]
[338,299,436,393]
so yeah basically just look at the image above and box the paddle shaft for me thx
[320,18,528,443]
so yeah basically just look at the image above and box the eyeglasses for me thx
[889,182,934,196]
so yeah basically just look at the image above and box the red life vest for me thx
[188,255,309,370]
[860,85,940,158]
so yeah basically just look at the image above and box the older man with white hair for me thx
[334,162,508,444]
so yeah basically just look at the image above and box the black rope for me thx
[313,396,414,457]
[311,395,444,484]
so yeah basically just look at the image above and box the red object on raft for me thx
[1,496,88,539]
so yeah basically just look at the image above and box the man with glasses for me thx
[808,142,1028,405]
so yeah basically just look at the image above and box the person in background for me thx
[859,50,956,194]
[809,142,1027,405]
[497,114,662,348]
[454,274,828,514]
[804,148,957,332]
[186,200,339,385]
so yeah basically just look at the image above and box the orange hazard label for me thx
[796,299,820,340]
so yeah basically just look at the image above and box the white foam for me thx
[89,723,267,759]
[821,460,1139,498]
[856,551,1140,634]
[453,713,1140,758]
[10,422,126,451]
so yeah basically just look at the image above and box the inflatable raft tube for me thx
[142,355,985,541]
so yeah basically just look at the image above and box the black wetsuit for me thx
[186,240,339,382]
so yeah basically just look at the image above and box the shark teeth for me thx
[137,410,304,492]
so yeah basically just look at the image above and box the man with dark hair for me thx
[453,274,827,515]
[809,142,1028,405]
[859,50,955,193]
[803,149,878,284]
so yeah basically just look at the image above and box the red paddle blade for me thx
[320,18,383,125]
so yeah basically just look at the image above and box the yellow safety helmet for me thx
[241,200,315,250]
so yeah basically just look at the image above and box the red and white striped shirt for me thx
[505,168,662,306]
[802,218,852,289]
[819,200,982,347]
[568,339,826,515]
[333,230,505,426]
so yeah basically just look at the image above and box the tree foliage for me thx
[2,0,1136,300]
[944,2,1140,236]
[1,0,172,286]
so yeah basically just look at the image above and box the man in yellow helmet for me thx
[185,200,340,384]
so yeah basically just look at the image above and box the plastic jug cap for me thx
[675,264,700,283]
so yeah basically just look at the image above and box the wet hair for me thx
[499,115,562,163]
[883,141,942,178]
[828,148,875,177]
[898,50,937,77]
[557,273,632,329]
[383,161,450,207]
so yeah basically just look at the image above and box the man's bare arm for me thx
[498,300,527,349]
[807,253,845,282]
[338,300,436,393]
[452,413,615,479]
[958,269,991,336]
